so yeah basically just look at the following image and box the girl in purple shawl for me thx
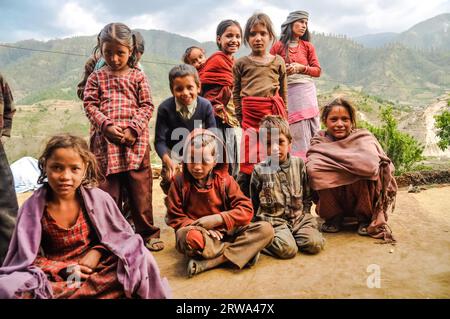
[0,134,171,299]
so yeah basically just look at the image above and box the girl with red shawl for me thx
[199,19,242,179]
[233,13,288,197]
[306,97,396,242]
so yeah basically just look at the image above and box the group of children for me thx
[0,10,397,299]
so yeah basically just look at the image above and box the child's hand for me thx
[64,263,93,281]
[104,125,124,144]
[78,249,102,271]
[120,128,137,146]
[162,155,179,180]
[287,62,306,75]
[191,215,224,230]
[206,229,224,241]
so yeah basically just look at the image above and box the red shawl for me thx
[240,95,287,174]
[199,51,236,124]
[199,51,234,87]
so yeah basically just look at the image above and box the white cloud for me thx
[124,13,166,31]
[55,2,103,37]
[1,0,449,42]
[362,0,450,34]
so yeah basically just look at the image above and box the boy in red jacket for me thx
[165,129,274,277]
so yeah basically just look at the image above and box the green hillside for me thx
[396,13,450,51]
[313,34,449,105]
[0,15,449,107]
[353,32,398,48]
[4,100,161,165]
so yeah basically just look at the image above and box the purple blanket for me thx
[0,185,171,299]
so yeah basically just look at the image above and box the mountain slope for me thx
[0,18,449,106]
[353,32,398,48]
[353,13,450,51]
[396,13,450,51]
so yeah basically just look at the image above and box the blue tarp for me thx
[10,157,41,193]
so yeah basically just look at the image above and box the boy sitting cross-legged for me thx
[165,129,274,277]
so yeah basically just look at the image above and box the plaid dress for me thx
[31,209,124,299]
[83,68,154,176]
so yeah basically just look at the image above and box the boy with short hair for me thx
[250,115,324,259]
[165,129,274,277]
[154,64,216,194]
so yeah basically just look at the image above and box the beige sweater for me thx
[232,55,287,122]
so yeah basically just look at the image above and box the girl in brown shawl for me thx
[306,97,396,242]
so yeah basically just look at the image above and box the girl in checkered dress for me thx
[83,23,163,251]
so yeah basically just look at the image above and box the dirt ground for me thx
[17,183,450,299]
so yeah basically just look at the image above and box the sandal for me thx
[145,238,165,251]
[321,215,342,233]
[357,222,370,236]
[321,223,340,233]
[187,259,207,278]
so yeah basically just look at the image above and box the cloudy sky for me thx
[1,0,449,43]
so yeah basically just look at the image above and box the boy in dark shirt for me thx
[155,64,216,194]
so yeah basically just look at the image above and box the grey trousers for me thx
[264,214,325,259]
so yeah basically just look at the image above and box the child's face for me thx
[45,147,86,198]
[186,145,216,184]
[171,75,200,107]
[266,132,291,164]
[325,106,353,140]
[217,25,242,56]
[102,41,131,71]
[248,23,272,56]
[135,51,143,63]
[188,48,206,70]
[292,19,308,38]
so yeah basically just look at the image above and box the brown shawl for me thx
[306,129,397,242]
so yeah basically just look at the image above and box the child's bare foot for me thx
[187,259,207,278]
[187,255,228,278]
[145,238,164,251]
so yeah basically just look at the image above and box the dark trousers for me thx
[0,143,18,266]
[99,148,160,241]
[236,172,252,198]
[316,180,375,222]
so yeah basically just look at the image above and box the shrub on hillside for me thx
[435,109,450,151]
[361,106,424,175]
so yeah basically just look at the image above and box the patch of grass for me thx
[5,101,164,167]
